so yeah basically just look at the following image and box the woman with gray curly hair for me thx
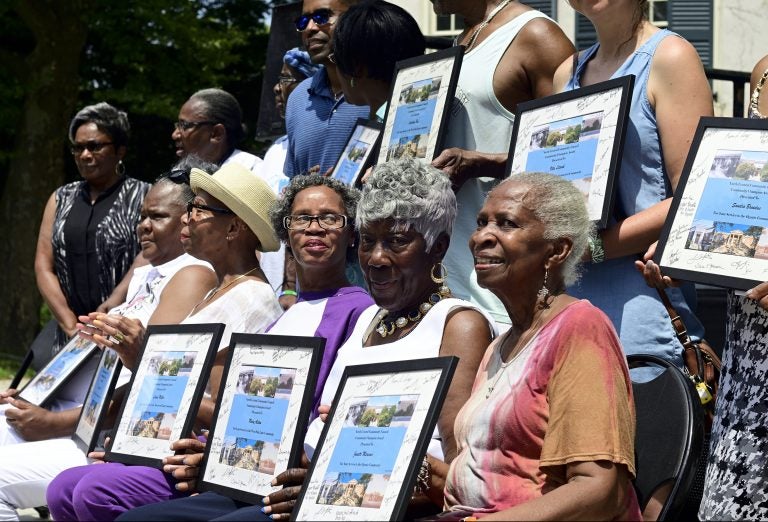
[36,101,150,353]
[419,172,641,520]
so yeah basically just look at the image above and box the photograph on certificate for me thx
[656,117,768,289]
[294,357,457,522]
[331,119,382,186]
[18,335,98,407]
[73,348,123,453]
[106,323,223,468]
[506,75,633,228]
[199,334,323,504]
[377,47,462,165]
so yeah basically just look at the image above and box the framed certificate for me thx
[105,323,224,468]
[72,348,123,454]
[377,47,463,164]
[655,117,768,290]
[198,334,325,504]
[17,335,98,407]
[292,357,458,522]
[331,119,383,187]
[506,75,634,228]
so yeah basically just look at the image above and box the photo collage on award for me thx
[685,149,768,260]
[316,394,418,509]
[386,77,441,162]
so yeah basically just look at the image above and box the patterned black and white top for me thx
[50,176,150,351]
[698,78,768,520]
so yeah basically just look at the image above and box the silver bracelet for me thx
[414,456,431,495]
[588,233,605,264]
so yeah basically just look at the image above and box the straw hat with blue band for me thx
[190,163,280,252]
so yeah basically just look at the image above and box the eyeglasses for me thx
[174,120,216,132]
[70,141,114,155]
[294,8,334,32]
[284,214,347,230]
[165,168,189,184]
[278,75,300,86]
[186,201,235,219]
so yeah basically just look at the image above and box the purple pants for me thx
[46,462,185,521]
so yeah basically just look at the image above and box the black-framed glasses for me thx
[278,75,300,86]
[294,8,334,32]
[284,214,347,230]
[70,141,114,155]
[186,201,235,219]
[174,120,216,132]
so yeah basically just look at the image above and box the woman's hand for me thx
[88,436,111,463]
[431,149,507,192]
[163,437,207,492]
[317,404,331,423]
[0,389,17,404]
[4,398,59,441]
[77,313,145,369]
[745,282,768,311]
[633,241,680,289]
[261,454,310,521]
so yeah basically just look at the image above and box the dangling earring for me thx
[537,268,550,307]
[115,160,126,176]
[430,262,451,298]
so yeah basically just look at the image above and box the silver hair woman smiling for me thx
[303,158,497,476]
[422,172,641,520]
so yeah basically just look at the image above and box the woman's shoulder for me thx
[549,299,617,336]
[650,30,703,70]
[431,297,499,334]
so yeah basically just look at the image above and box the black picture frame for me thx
[292,356,458,522]
[72,348,124,454]
[105,323,224,469]
[506,75,634,229]
[17,335,99,407]
[198,333,326,504]
[655,117,768,290]
[330,119,383,187]
[377,46,463,164]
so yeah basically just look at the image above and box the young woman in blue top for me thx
[551,0,714,365]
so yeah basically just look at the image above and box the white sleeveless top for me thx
[303,298,498,460]
[443,10,551,327]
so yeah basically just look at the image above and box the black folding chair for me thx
[628,354,706,521]
[9,319,58,389]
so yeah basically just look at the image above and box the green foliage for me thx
[2,0,272,186]
[376,405,396,427]
[564,124,581,144]
[263,376,278,397]
[734,162,757,180]
[760,164,768,182]
[359,408,376,427]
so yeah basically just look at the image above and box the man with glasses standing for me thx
[172,88,291,295]
[283,0,369,178]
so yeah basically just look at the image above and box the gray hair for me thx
[270,175,361,243]
[356,158,456,251]
[68,102,130,148]
[154,154,219,204]
[501,172,594,286]
[188,88,246,146]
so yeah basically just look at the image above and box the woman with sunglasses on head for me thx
[35,102,151,354]
[47,163,284,522]
[114,175,375,522]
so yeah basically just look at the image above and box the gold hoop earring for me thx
[430,262,451,298]
[115,160,126,176]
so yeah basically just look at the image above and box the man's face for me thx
[430,0,464,16]
[299,0,346,65]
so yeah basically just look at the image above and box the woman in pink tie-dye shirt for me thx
[420,173,641,521]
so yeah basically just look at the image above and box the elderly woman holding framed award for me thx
[47,163,284,521]
[419,172,640,521]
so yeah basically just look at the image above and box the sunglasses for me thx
[70,141,114,155]
[294,8,334,32]
[186,201,235,219]
[165,168,190,184]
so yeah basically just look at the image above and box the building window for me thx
[433,14,464,35]
[647,0,668,27]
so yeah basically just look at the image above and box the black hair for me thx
[68,102,130,148]
[154,154,219,204]
[332,0,425,83]
[189,88,246,147]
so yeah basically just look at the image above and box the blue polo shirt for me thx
[283,68,370,178]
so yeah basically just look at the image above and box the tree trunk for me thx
[0,1,88,358]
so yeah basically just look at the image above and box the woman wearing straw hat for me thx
[47,163,284,522]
